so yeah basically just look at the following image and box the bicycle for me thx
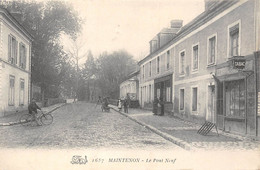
[19,110,53,126]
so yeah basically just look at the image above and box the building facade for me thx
[0,7,33,116]
[138,0,260,137]
[120,70,140,101]
[138,20,183,112]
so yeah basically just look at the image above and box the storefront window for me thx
[225,79,245,118]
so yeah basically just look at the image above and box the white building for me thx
[120,70,139,100]
[0,7,33,116]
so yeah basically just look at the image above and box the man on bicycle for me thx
[28,98,41,125]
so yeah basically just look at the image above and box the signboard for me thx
[233,58,246,69]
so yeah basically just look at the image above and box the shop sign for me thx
[233,58,246,69]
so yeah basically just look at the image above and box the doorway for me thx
[207,85,216,123]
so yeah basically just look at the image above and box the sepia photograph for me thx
[0,0,259,169]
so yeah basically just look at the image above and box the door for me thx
[207,85,216,123]
[216,82,224,129]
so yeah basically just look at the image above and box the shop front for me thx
[215,55,257,136]
[154,74,173,113]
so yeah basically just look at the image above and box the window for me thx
[166,87,171,102]
[179,51,185,75]
[157,56,160,74]
[225,80,245,118]
[9,76,15,105]
[19,43,27,69]
[8,35,18,65]
[208,36,216,65]
[166,50,170,70]
[229,22,240,57]
[149,61,152,77]
[180,89,184,110]
[192,45,198,71]
[192,87,198,112]
[20,79,25,105]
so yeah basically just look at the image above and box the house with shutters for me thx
[0,7,33,116]
[138,0,260,138]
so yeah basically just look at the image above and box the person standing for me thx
[117,99,122,111]
[123,99,128,113]
[153,97,159,115]
[126,94,131,108]
[158,97,164,116]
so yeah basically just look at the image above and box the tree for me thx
[1,1,82,99]
[94,50,137,99]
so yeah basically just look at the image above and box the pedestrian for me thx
[123,99,128,113]
[117,99,122,111]
[158,97,164,116]
[153,97,159,115]
[126,94,131,108]
[95,96,102,108]
[28,98,42,126]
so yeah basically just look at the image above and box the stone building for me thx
[0,7,33,116]
[138,0,260,137]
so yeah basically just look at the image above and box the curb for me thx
[170,114,251,141]
[109,106,192,151]
[0,103,66,126]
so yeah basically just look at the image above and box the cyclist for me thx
[28,98,42,125]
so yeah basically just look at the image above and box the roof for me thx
[120,70,140,85]
[138,0,238,65]
[0,7,34,41]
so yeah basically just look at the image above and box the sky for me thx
[63,0,205,63]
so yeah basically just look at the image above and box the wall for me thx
[0,62,30,116]
[172,0,255,122]
[0,13,31,116]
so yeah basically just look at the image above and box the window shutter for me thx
[19,43,22,67]
[8,35,11,62]
[24,46,27,69]
[14,41,18,64]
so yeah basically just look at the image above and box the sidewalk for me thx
[109,105,260,151]
[0,103,66,126]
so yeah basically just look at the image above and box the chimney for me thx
[204,0,221,11]
[170,20,183,29]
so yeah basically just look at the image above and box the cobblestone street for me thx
[0,102,182,150]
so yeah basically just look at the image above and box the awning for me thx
[215,70,254,82]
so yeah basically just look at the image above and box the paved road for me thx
[0,102,182,150]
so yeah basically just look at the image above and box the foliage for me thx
[83,50,137,99]
[1,1,82,98]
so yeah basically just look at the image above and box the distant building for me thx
[138,0,260,137]
[120,70,140,100]
[0,7,33,116]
